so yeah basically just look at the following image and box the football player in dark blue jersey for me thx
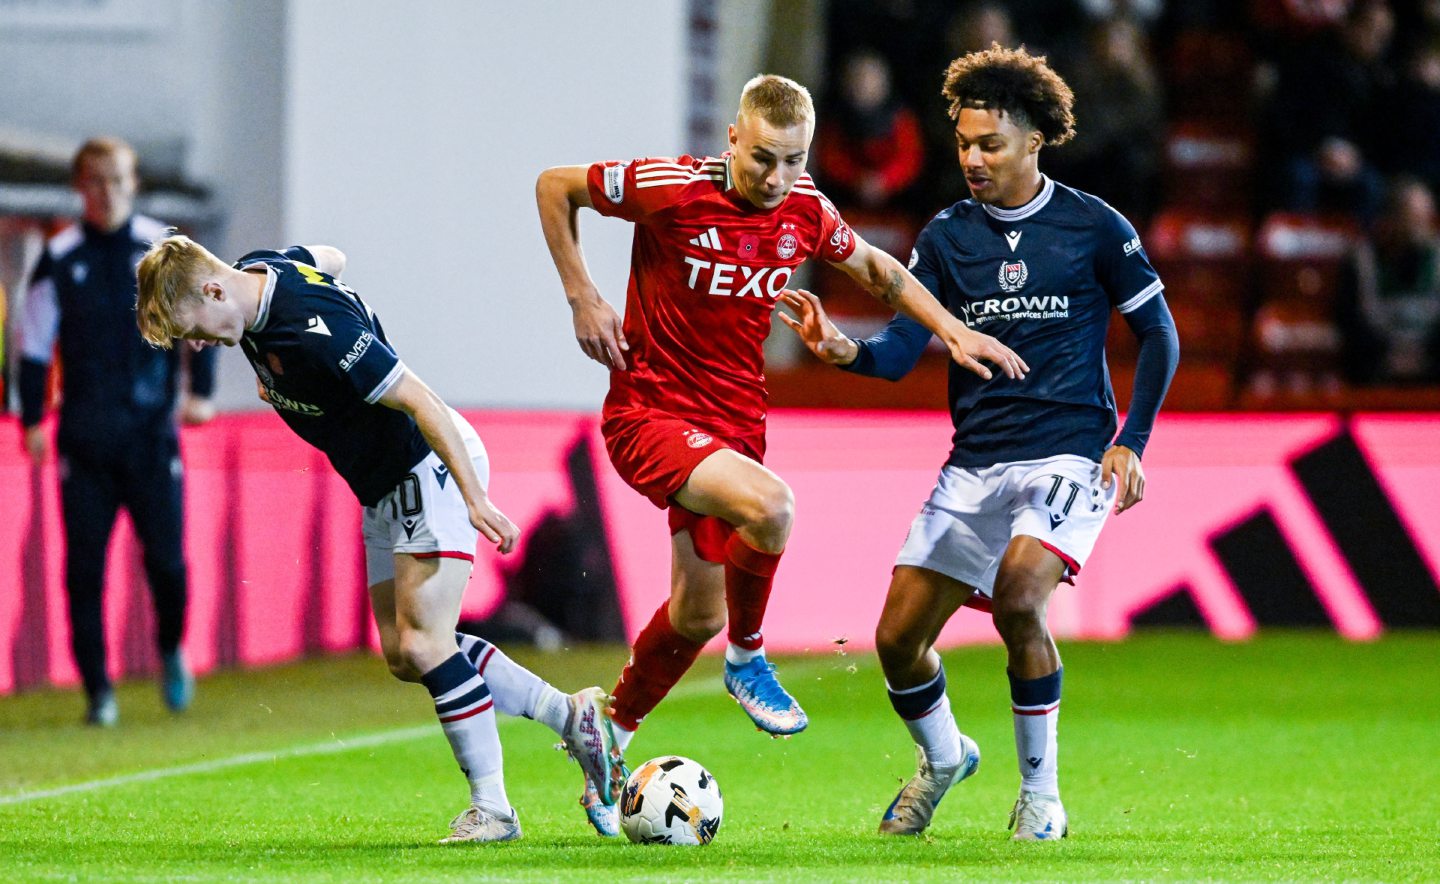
[782,45,1178,841]
[134,236,627,844]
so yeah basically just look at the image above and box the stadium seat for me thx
[1146,208,1253,308]
[1243,212,1362,403]
[1161,120,1256,211]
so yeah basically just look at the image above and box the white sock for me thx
[422,653,507,810]
[909,695,963,769]
[1013,703,1060,796]
[725,643,764,665]
[888,673,963,769]
[472,773,510,814]
[612,720,636,753]
[456,632,569,733]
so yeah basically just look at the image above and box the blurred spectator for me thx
[1265,0,1396,224]
[817,49,926,210]
[1339,176,1440,382]
[17,137,215,726]
[1380,40,1440,194]
[945,1,1017,56]
[1076,0,1163,29]
[1046,17,1164,222]
[826,0,954,118]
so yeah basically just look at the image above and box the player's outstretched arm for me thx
[536,165,629,370]
[833,235,1028,381]
[777,289,860,365]
[303,245,346,278]
[779,288,933,381]
[377,368,520,554]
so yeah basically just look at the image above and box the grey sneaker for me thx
[85,688,118,728]
[1009,790,1067,841]
[579,776,619,837]
[878,736,981,835]
[439,805,522,844]
[561,687,626,805]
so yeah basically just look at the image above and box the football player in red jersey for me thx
[537,74,1026,835]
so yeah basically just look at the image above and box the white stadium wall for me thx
[1,1,689,410]
[282,1,688,409]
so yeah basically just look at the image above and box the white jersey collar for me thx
[242,263,278,333]
[981,175,1054,222]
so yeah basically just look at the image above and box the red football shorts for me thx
[601,406,765,563]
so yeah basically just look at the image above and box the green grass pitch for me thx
[1,632,1436,882]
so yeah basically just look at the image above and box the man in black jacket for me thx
[17,137,215,726]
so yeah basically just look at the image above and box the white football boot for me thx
[561,687,627,805]
[1009,790,1068,841]
[878,735,981,835]
[439,805,523,844]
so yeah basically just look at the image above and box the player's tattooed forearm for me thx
[876,269,904,307]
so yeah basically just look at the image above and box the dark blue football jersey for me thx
[234,247,429,505]
[845,176,1172,466]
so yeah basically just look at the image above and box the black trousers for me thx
[59,432,188,698]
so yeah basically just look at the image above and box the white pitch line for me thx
[0,724,436,807]
[0,657,849,808]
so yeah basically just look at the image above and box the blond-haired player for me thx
[538,74,1026,835]
[136,236,626,844]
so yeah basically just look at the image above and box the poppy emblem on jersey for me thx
[998,259,1029,293]
[684,430,713,449]
[776,232,799,260]
[266,352,285,376]
[739,233,760,258]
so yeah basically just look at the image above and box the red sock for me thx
[609,601,705,731]
[724,533,782,651]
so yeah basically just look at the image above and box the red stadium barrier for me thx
[3,410,1438,694]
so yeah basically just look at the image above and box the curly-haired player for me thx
[781,45,1179,840]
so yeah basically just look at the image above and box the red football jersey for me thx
[586,154,857,436]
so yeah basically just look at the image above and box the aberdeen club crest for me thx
[998,259,1029,292]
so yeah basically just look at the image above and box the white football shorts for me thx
[894,454,1116,603]
[362,408,490,587]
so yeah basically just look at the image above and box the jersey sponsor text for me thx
[958,295,1071,326]
[681,258,793,299]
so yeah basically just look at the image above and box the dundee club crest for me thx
[998,259,1029,293]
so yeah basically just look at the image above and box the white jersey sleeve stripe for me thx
[635,168,725,181]
[636,160,727,174]
[1117,278,1164,313]
[364,360,406,404]
[636,175,724,189]
[20,277,59,362]
[45,225,83,261]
